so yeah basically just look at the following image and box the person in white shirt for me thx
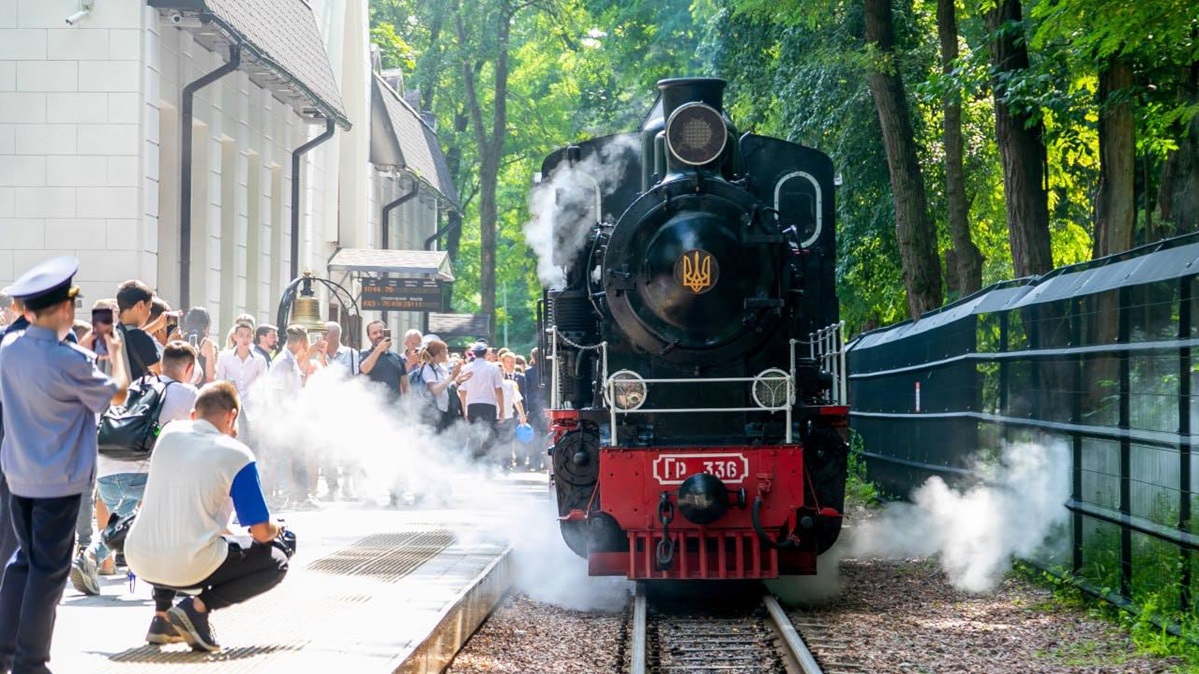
[125,381,287,653]
[323,322,358,375]
[215,321,268,402]
[456,342,505,460]
[269,325,324,508]
[70,342,200,599]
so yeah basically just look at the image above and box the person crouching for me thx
[124,381,288,652]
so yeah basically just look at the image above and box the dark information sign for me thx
[360,278,446,312]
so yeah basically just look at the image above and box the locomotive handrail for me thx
[548,325,608,410]
[794,322,847,405]
[604,372,795,442]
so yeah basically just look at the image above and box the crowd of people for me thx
[0,256,549,670]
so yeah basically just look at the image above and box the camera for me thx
[65,9,90,25]
[165,10,203,28]
[273,529,297,559]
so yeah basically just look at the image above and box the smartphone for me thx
[382,329,392,340]
[188,333,199,348]
[91,308,113,336]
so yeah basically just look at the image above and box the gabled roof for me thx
[370,73,459,207]
[148,0,350,129]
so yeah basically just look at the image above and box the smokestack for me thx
[657,77,726,119]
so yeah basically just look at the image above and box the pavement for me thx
[47,471,549,674]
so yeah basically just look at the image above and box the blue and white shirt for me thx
[124,419,270,587]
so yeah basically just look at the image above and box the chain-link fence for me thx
[847,233,1199,615]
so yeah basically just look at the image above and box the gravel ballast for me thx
[449,558,1184,673]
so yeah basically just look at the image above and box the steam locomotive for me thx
[538,78,848,580]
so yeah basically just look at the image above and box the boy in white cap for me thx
[0,256,129,674]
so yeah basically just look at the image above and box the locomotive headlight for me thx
[665,102,728,167]
[605,370,648,411]
[752,368,794,409]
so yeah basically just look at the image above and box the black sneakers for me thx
[166,597,220,652]
[145,614,185,645]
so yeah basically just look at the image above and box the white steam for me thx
[849,440,1070,593]
[242,367,628,610]
[524,136,641,287]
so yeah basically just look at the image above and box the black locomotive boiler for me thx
[538,77,848,580]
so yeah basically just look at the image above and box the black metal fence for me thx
[847,233,1199,615]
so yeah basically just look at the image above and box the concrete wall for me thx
[0,0,149,305]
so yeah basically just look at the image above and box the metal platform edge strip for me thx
[392,546,514,674]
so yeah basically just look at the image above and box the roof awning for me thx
[328,248,454,282]
[370,74,459,207]
[147,0,350,129]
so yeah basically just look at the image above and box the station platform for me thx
[47,472,547,673]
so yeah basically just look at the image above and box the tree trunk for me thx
[444,109,469,262]
[986,0,1053,278]
[937,0,983,295]
[457,2,514,342]
[1159,57,1199,233]
[863,0,943,318]
[1093,58,1137,257]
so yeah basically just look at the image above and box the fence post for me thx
[999,312,1009,415]
[1179,276,1193,613]
[1071,297,1084,576]
[1118,286,1133,599]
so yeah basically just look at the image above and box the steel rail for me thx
[631,583,648,674]
[763,594,824,674]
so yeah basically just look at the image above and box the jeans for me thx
[74,489,93,551]
[152,540,288,613]
[0,494,81,674]
[88,473,146,563]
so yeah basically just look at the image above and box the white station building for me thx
[0,0,459,345]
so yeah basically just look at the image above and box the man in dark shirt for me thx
[359,320,408,401]
[116,280,162,380]
[253,324,277,363]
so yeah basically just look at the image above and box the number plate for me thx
[652,453,750,485]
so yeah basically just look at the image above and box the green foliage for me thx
[371,0,1198,346]
[845,429,881,508]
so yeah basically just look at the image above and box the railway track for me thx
[629,584,861,674]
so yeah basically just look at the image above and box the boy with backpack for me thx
[70,342,199,596]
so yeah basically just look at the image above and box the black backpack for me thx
[97,376,174,461]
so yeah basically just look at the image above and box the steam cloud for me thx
[243,367,628,611]
[524,135,641,288]
[849,440,1070,593]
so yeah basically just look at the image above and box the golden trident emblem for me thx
[679,250,716,294]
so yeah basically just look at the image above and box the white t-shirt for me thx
[124,419,269,587]
[458,358,503,408]
[96,375,198,479]
[501,377,523,417]
[215,348,269,401]
[419,362,450,412]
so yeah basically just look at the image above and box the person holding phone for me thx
[359,321,408,402]
[82,299,118,375]
[402,329,423,373]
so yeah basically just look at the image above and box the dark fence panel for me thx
[847,233,1199,614]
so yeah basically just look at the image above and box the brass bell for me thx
[291,273,327,335]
